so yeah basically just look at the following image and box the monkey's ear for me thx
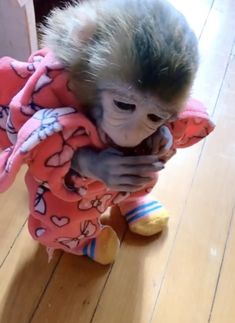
[40,2,98,66]
[67,4,97,43]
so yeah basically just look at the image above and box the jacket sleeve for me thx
[0,107,106,201]
[0,56,34,149]
[168,98,215,149]
[0,57,30,105]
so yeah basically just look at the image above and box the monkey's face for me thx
[43,0,199,148]
[92,84,178,148]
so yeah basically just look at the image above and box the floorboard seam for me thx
[28,252,63,323]
[208,204,235,322]
[0,218,27,269]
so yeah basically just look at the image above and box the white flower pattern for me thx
[20,107,76,153]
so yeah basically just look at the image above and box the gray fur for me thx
[41,0,199,106]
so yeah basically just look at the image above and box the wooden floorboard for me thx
[208,45,235,323]
[0,225,62,323]
[0,168,28,266]
[151,61,235,323]
[151,1,235,322]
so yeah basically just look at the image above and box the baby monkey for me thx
[42,0,199,193]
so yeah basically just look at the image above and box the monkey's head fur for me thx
[41,0,198,110]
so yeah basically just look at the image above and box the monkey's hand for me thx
[150,125,176,163]
[72,147,164,192]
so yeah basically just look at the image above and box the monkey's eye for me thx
[113,100,136,111]
[148,114,162,123]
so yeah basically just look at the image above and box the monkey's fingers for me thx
[151,136,162,155]
[113,185,147,193]
[118,162,164,176]
[121,155,159,166]
[103,147,124,156]
[159,148,176,163]
[113,175,153,186]
[157,137,173,156]
[152,125,173,155]
[105,174,152,192]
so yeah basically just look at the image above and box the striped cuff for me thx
[125,201,162,224]
[82,238,96,259]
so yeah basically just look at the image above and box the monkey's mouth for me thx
[98,128,152,156]
[106,134,127,150]
[99,128,125,149]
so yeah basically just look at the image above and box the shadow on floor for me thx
[0,208,167,323]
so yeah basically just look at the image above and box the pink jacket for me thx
[0,49,215,254]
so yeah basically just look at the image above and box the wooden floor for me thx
[1,0,235,322]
